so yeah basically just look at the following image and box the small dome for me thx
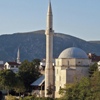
[59,47,88,59]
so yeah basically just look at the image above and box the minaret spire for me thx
[48,0,52,15]
[45,0,54,98]
[17,48,21,64]
[46,0,53,31]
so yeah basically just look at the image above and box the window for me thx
[50,28,52,30]
[16,66,18,68]
[68,61,69,67]
[11,65,14,68]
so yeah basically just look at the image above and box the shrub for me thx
[5,95,18,100]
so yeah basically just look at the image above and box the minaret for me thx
[17,48,21,64]
[45,0,54,98]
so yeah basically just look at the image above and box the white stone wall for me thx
[56,59,76,66]
[4,62,9,69]
[56,58,91,67]
[66,69,76,83]
[75,59,91,66]
[55,66,66,98]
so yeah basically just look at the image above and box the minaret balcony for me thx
[45,30,54,35]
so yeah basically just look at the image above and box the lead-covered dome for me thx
[58,47,88,59]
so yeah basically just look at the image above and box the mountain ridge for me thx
[0,30,100,62]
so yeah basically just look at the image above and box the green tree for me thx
[14,74,26,96]
[89,62,98,77]
[31,59,41,67]
[59,77,92,100]
[59,70,100,100]
[0,70,16,95]
[90,71,100,99]
[18,60,41,91]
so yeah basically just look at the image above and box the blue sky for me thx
[0,0,100,41]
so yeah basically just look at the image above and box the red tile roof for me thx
[7,62,20,65]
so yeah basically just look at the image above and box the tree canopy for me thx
[59,70,100,100]
[14,74,25,96]
[0,59,41,95]
[18,59,41,91]
[0,70,16,94]
[89,62,98,77]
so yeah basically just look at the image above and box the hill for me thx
[89,41,100,44]
[0,30,100,62]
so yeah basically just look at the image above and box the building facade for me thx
[4,62,20,73]
[55,47,91,98]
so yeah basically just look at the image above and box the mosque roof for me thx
[58,47,88,59]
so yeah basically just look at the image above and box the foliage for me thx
[5,95,18,100]
[89,62,98,77]
[0,70,16,94]
[90,71,100,99]
[20,96,55,100]
[59,70,100,100]
[0,59,41,96]
[6,95,58,100]
[31,59,41,68]
[60,79,91,100]
[18,59,41,91]
[14,74,26,96]
[19,96,35,100]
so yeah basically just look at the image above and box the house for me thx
[4,62,20,73]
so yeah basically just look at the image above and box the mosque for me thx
[31,1,91,98]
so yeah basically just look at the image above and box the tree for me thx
[89,62,98,77]
[14,74,26,96]
[0,70,16,95]
[90,71,100,99]
[31,59,41,68]
[59,77,93,100]
[59,70,100,100]
[18,60,41,91]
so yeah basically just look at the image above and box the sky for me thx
[0,0,100,41]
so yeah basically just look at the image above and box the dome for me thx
[58,47,88,59]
